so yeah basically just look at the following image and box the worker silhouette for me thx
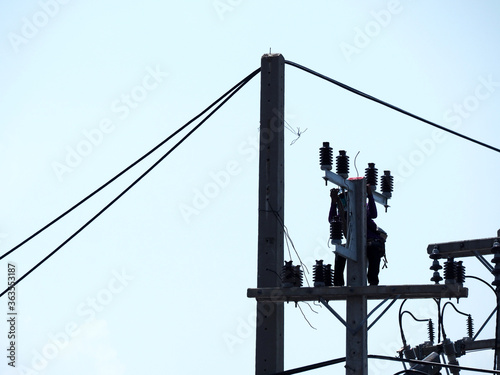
[329,186,387,286]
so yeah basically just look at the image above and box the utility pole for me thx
[248,57,469,374]
[345,178,368,374]
[249,163,468,374]
[255,53,285,375]
[427,233,500,370]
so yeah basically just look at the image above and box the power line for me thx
[0,67,260,262]
[0,67,260,299]
[285,60,500,154]
[273,354,500,374]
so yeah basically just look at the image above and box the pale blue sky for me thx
[1,1,500,374]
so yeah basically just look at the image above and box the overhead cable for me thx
[0,67,261,262]
[273,354,500,374]
[0,67,260,298]
[285,60,500,154]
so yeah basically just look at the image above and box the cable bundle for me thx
[0,68,261,299]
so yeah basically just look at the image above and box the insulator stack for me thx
[282,261,303,288]
[491,240,500,286]
[444,257,457,284]
[365,163,378,189]
[336,150,349,178]
[467,315,474,339]
[313,260,333,287]
[330,216,343,244]
[381,170,393,198]
[428,319,435,344]
[313,260,326,287]
[319,142,333,171]
[324,264,333,287]
[429,247,443,284]
[455,261,465,284]
[293,265,303,287]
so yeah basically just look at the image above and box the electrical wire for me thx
[0,67,261,262]
[440,301,470,340]
[285,60,500,154]
[433,298,442,344]
[368,354,500,374]
[302,301,319,315]
[398,299,409,349]
[283,118,307,145]
[465,275,496,296]
[393,370,428,375]
[273,354,500,374]
[464,273,498,361]
[0,67,260,299]
[296,302,317,330]
[401,310,431,324]
[353,150,360,177]
[267,201,311,287]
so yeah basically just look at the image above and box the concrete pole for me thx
[496,287,500,370]
[345,177,368,375]
[255,53,285,374]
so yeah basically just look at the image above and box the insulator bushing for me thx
[430,259,442,272]
[467,315,474,338]
[428,319,435,344]
[319,142,333,171]
[293,265,303,287]
[365,163,378,189]
[313,260,326,287]
[330,216,343,244]
[444,257,457,284]
[491,240,500,286]
[430,247,443,284]
[431,271,443,284]
[455,261,465,284]
[429,246,441,260]
[336,150,349,178]
[492,240,500,254]
[381,170,393,198]
[282,261,303,288]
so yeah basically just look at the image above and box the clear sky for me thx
[1,1,500,374]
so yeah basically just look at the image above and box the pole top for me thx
[262,52,283,59]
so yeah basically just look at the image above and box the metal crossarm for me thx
[248,284,468,302]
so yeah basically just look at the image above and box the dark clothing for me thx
[333,254,346,286]
[328,200,341,223]
[367,238,385,285]
[329,192,379,238]
[330,190,385,286]
[366,193,384,285]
